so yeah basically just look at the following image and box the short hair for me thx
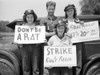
[46,1,56,8]
[55,21,69,35]
[64,4,77,19]
[23,9,37,22]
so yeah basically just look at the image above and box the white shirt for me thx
[48,35,72,46]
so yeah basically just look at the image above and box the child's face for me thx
[26,14,34,24]
[57,25,65,36]
[47,6,55,16]
[66,8,74,18]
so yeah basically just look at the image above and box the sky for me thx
[0,0,81,22]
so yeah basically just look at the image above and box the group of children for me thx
[20,1,83,75]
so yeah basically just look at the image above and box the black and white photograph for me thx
[0,0,100,75]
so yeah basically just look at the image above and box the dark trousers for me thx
[48,67,73,75]
[38,43,46,75]
[22,44,39,75]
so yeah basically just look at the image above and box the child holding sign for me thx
[48,20,72,46]
[63,4,84,30]
[22,9,39,75]
[45,20,73,75]
[64,4,83,75]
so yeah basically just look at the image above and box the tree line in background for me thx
[0,21,13,32]
[0,0,100,32]
[80,0,100,15]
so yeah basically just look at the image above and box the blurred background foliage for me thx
[0,21,13,32]
[80,0,100,15]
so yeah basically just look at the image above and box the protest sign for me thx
[14,25,45,44]
[44,46,77,67]
[68,21,100,43]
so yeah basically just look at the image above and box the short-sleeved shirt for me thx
[48,35,72,46]
[40,16,59,32]
[40,16,59,41]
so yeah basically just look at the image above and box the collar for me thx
[46,15,57,21]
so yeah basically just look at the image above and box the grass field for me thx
[0,32,14,44]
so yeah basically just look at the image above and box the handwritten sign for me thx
[44,46,77,67]
[68,21,100,43]
[14,25,45,44]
